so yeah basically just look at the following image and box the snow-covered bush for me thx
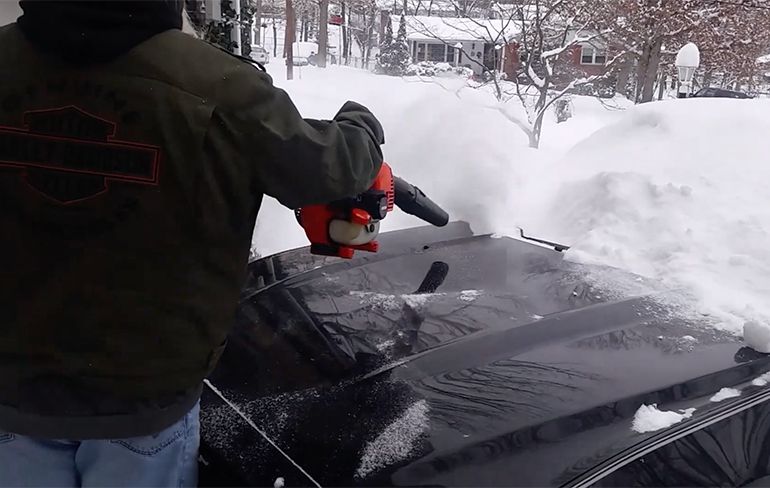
[572,78,617,99]
[407,61,474,78]
[482,70,507,83]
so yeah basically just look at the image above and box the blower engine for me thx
[297,163,449,259]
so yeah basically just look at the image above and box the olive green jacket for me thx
[0,23,383,438]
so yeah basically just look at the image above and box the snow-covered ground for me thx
[255,64,770,337]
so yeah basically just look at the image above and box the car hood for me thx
[202,223,770,487]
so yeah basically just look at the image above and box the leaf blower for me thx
[296,162,449,259]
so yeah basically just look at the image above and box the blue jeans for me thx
[0,402,199,487]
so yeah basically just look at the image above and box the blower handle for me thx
[393,177,449,227]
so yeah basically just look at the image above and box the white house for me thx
[395,15,519,75]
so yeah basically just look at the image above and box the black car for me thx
[692,87,753,99]
[198,197,770,487]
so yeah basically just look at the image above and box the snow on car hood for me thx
[508,98,770,334]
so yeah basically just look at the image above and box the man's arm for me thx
[214,64,384,209]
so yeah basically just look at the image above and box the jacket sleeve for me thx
[213,63,384,209]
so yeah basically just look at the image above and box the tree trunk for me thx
[615,59,632,99]
[272,19,277,57]
[529,90,548,149]
[634,48,649,102]
[703,69,713,88]
[285,0,295,80]
[403,0,408,14]
[428,0,433,16]
[530,113,543,149]
[318,0,328,67]
[341,2,349,64]
[657,73,666,100]
[639,38,662,103]
[362,11,370,64]
[254,0,262,44]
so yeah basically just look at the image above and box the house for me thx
[389,15,611,79]
[563,29,611,77]
[392,15,520,77]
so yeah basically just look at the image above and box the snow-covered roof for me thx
[757,53,770,65]
[395,15,520,43]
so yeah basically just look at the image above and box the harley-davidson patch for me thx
[0,106,160,204]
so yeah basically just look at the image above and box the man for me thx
[0,1,384,486]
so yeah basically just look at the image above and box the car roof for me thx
[695,87,752,98]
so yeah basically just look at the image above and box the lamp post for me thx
[675,42,700,98]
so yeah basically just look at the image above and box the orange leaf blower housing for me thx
[297,163,394,259]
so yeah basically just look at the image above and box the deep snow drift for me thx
[510,98,770,334]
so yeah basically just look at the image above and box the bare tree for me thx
[694,2,770,93]
[349,0,378,64]
[410,0,617,148]
[503,0,618,147]
[589,0,724,103]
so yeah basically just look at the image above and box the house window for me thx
[428,43,446,62]
[447,45,456,64]
[417,43,427,61]
[414,43,450,62]
[581,45,607,65]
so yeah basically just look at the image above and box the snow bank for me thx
[632,404,695,433]
[710,387,741,402]
[510,98,770,333]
